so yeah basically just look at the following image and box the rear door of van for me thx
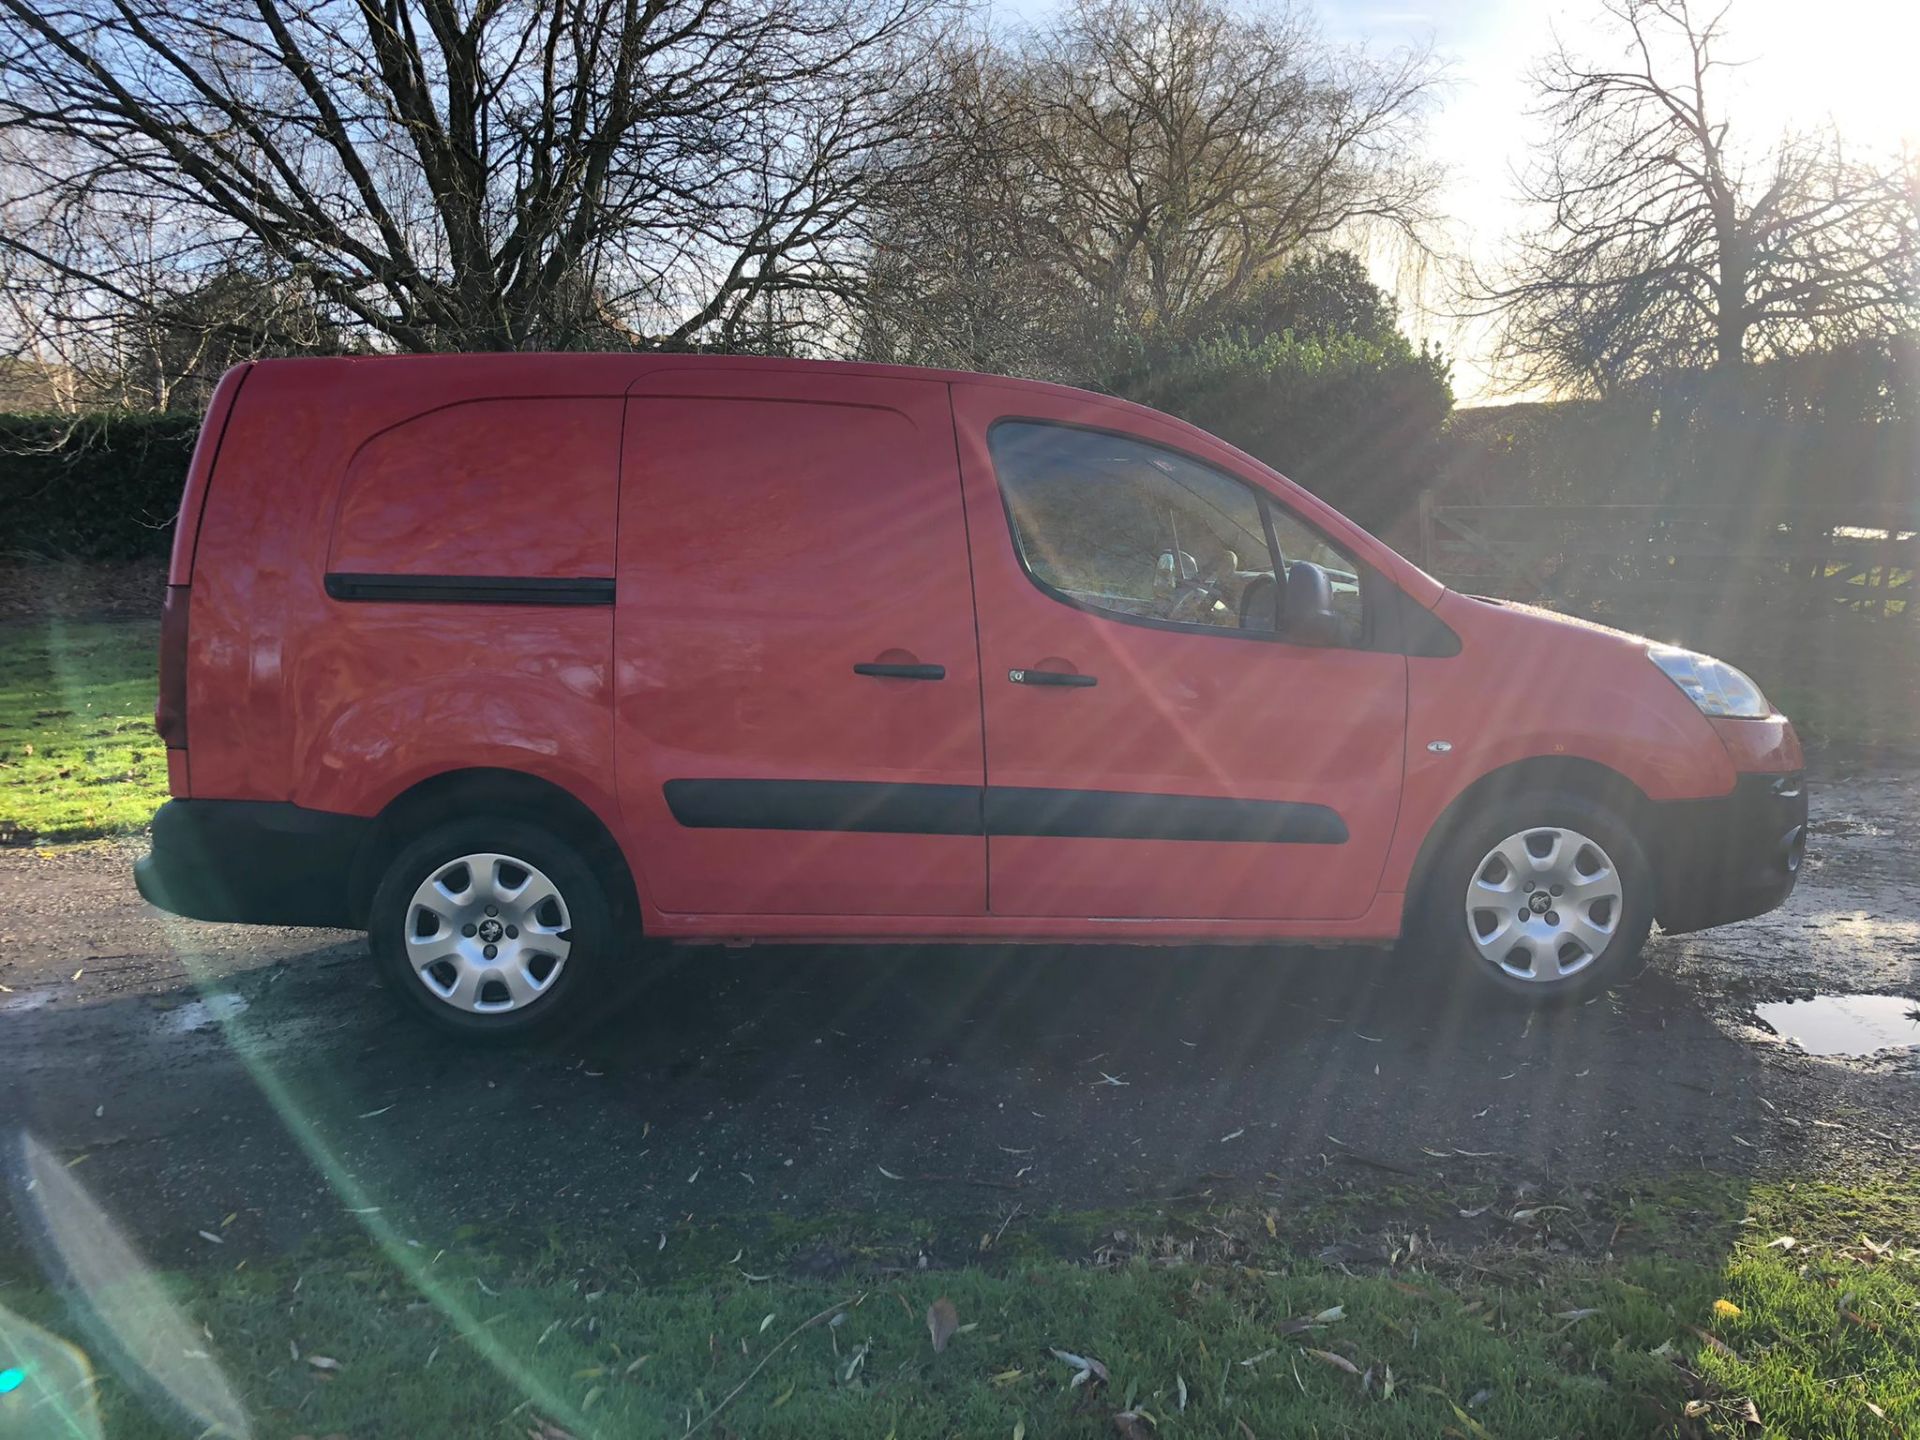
[614,368,986,918]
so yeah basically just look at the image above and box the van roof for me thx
[241,351,1134,410]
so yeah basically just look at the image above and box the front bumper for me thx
[1653,772,1808,935]
[135,799,371,928]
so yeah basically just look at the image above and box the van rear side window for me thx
[328,398,621,579]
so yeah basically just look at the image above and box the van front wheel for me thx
[369,817,615,1040]
[1418,791,1654,1003]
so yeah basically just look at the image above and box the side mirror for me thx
[1283,561,1342,646]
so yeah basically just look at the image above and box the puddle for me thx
[156,992,250,1035]
[1754,994,1920,1057]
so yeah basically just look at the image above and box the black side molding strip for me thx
[664,779,984,836]
[325,573,615,606]
[663,778,1346,844]
[986,786,1347,845]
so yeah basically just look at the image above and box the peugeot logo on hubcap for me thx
[477,917,505,943]
[1528,892,1553,915]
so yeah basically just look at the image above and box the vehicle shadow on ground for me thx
[2,934,1775,1263]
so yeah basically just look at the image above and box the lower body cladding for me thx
[135,799,369,928]
[134,772,1807,937]
[1651,772,1808,934]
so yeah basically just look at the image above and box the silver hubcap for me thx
[1465,826,1623,984]
[404,852,572,1013]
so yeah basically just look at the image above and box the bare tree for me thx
[1483,0,1918,395]
[0,0,947,361]
[861,0,1441,376]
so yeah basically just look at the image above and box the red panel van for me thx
[136,356,1808,1039]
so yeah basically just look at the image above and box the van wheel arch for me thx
[1405,756,1655,922]
[349,769,638,930]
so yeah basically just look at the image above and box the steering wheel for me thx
[1163,576,1226,623]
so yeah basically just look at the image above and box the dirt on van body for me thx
[1,760,1915,1270]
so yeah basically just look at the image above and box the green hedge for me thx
[2,412,200,562]
[1115,327,1454,532]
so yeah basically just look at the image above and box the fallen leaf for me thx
[1555,1307,1602,1322]
[1014,1422,1026,1440]
[1509,1206,1568,1224]
[1766,1235,1796,1250]
[1051,1349,1110,1387]
[1236,1421,1256,1440]
[1176,1374,1187,1412]
[1447,1401,1495,1440]
[877,1165,903,1180]
[927,1296,959,1353]
[1220,1128,1245,1143]
[759,1313,776,1334]
[1684,1324,1738,1358]
[989,1368,1024,1388]
[842,1337,871,1382]
[307,1355,340,1371]
[1714,1299,1742,1320]
[1113,1412,1155,1439]
[1304,1348,1360,1376]
[1312,1306,1346,1324]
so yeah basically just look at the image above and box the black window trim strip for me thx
[663,777,1346,845]
[325,573,615,606]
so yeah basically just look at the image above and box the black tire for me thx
[1413,789,1654,1004]
[368,815,620,1041]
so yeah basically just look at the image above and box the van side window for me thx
[989,420,1365,644]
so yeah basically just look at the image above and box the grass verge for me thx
[1,1175,1913,1438]
[0,619,164,843]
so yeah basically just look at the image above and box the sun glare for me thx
[1730,0,1919,147]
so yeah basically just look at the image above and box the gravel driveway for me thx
[3,763,1916,1268]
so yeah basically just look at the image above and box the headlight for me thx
[1647,646,1771,718]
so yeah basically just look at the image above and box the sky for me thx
[993,0,1920,402]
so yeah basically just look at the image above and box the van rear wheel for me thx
[369,817,616,1040]
[1417,790,1653,1003]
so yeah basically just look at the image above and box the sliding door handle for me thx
[854,662,946,681]
[1009,668,1096,688]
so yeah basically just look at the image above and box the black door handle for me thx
[1009,668,1096,687]
[854,662,946,681]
